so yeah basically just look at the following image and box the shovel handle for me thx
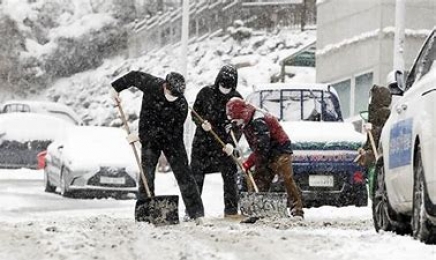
[230,130,259,193]
[190,108,226,147]
[353,154,362,163]
[189,106,259,192]
[114,96,151,197]
[367,130,379,159]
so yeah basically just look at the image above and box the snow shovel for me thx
[189,107,288,218]
[229,131,288,218]
[354,123,379,200]
[114,95,179,226]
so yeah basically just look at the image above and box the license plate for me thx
[309,175,334,187]
[100,176,125,185]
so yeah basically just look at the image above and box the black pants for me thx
[190,152,239,215]
[138,141,204,219]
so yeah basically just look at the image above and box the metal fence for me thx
[129,0,316,56]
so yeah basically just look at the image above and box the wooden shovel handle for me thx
[229,130,259,193]
[114,96,151,197]
[367,130,379,159]
[189,106,259,192]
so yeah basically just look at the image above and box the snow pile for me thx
[1,169,436,260]
[49,13,116,40]
[44,29,316,127]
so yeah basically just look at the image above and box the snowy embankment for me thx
[1,169,435,260]
[43,29,316,128]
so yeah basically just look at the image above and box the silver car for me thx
[44,126,138,198]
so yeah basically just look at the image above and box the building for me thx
[316,0,435,118]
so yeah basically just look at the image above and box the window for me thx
[331,79,351,119]
[3,104,31,113]
[48,111,79,125]
[355,72,373,115]
[419,33,436,79]
[247,88,341,122]
[406,32,436,90]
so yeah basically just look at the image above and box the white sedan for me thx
[44,126,139,198]
[373,29,436,244]
[0,113,73,169]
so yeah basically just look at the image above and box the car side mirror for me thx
[395,70,405,90]
[387,70,405,96]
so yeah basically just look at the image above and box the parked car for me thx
[243,82,367,207]
[0,113,73,169]
[0,100,84,125]
[37,150,47,170]
[44,126,138,198]
[372,29,436,244]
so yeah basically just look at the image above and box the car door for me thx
[385,31,436,207]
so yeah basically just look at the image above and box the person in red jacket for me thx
[225,97,304,219]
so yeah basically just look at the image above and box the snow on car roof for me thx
[0,100,83,125]
[252,82,336,94]
[2,100,73,110]
[58,126,137,171]
[0,113,74,142]
[64,126,127,145]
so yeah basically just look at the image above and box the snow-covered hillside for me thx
[44,29,316,127]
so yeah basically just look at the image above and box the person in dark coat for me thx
[190,65,243,218]
[111,71,205,223]
[357,84,392,167]
[226,97,304,219]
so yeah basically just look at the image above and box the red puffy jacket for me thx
[243,111,292,169]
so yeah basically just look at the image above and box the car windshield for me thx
[249,89,343,122]
[47,110,81,125]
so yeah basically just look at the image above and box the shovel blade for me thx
[240,192,288,218]
[135,195,180,225]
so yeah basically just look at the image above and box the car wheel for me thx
[60,168,71,197]
[372,158,393,232]
[44,170,56,193]
[412,145,436,244]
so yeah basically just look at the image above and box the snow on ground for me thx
[0,169,435,260]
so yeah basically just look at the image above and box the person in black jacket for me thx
[190,65,243,218]
[111,71,205,223]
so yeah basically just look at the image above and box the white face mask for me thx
[164,92,179,102]
[164,84,180,102]
[219,85,232,95]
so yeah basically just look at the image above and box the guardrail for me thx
[129,0,316,56]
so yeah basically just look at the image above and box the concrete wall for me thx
[316,0,435,117]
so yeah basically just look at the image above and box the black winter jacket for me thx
[191,86,242,163]
[111,71,188,146]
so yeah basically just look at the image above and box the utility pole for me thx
[181,0,190,78]
[393,0,405,72]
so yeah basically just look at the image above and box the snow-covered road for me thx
[0,169,434,260]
